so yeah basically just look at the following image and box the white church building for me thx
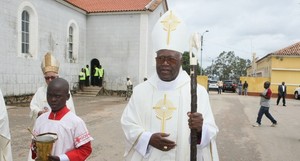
[0,0,168,97]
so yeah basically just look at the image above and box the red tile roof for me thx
[271,41,300,56]
[65,0,154,13]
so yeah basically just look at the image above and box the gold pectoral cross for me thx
[153,94,176,133]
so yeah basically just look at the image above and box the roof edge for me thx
[56,0,87,14]
[88,10,150,16]
[145,0,163,11]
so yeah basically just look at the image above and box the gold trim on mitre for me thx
[152,10,188,53]
[41,52,60,74]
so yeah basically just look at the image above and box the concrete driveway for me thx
[7,92,300,161]
[211,91,300,161]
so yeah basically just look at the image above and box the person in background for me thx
[277,81,287,106]
[252,81,277,127]
[125,76,133,101]
[0,88,13,161]
[28,52,76,161]
[217,80,223,94]
[79,68,86,91]
[31,78,93,161]
[93,65,100,87]
[243,81,248,96]
[99,65,104,87]
[238,80,243,95]
[84,65,90,86]
[121,10,219,161]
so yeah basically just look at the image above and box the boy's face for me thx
[47,82,69,112]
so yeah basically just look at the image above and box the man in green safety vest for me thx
[79,68,86,91]
[93,65,100,86]
[85,65,90,86]
[99,65,104,87]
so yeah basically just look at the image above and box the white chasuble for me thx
[121,71,219,161]
[149,91,180,160]
[0,89,12,161]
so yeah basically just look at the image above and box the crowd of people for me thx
[215,80,248,95]
[77,64,104,92]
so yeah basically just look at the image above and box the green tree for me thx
[205,51,251,81]
[182,51,202,75]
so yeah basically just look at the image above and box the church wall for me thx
[86,14,141,90]
[0,0,86,96]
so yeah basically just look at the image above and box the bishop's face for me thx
[155,49,182,82]
[44,71,59,85]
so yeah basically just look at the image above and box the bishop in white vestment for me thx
[0,89,13,161]
[121,10,219,161]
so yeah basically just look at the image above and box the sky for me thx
[167,0,300,68]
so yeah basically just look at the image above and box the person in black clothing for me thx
[243,81,248,96]
[277,82,287,106]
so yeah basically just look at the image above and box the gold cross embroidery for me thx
[160,11,181,45]
[153,94,176,133]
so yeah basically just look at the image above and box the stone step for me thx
[73,86,102,97]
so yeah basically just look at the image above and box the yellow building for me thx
[246,42,300,98]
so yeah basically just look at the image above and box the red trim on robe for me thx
[48,106,70,120]
[32,106,71,159]
[66,142,92,161]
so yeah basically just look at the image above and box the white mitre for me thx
[152,10,189,54]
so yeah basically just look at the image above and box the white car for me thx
[294,86,300,99]
[208,80,219,91]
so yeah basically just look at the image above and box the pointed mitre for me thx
[41,52,60,74]
[152,10,189,54]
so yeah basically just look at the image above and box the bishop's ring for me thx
[163,146,168,150]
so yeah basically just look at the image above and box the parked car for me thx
[294,86,300,99]
[208,80,219,91]
[222,80,237,92]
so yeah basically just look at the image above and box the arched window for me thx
[21,11,30,54]
[68,26,73,59]
[17,2,38,59]
[67,20,79,63]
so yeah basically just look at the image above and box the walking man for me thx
[253,81,277,127]
[277,82,287,106]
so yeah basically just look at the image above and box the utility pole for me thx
[200,30,209,75]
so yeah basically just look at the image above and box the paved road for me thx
[7,92,300,161]
[211,91,300,161]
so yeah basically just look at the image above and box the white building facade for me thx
[0,0,168,96]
